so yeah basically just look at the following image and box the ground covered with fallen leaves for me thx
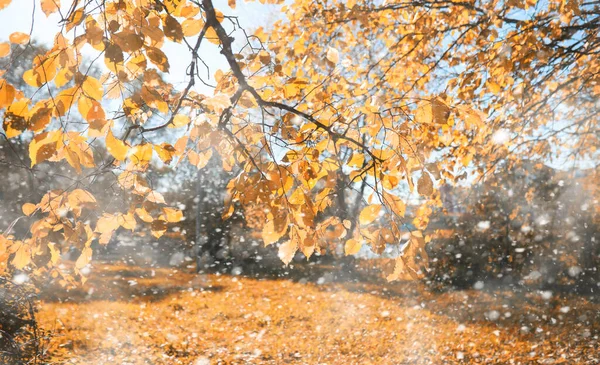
[37,261,600,364]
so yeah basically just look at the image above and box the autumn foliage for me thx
[0,0,598,283]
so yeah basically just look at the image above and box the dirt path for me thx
[37,263,599,364]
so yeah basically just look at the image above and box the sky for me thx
[0,0,280,95]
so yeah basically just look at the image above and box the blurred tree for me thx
[0,0,598,283]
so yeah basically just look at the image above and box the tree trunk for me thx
[195,153,231,272]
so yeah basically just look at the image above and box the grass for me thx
[36,261,600,364]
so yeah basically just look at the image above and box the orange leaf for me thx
[41,0,60,16]
[0,80,15,108]
[146,47,170,73]
[22,203,37,216]
[204,27,220,45]
[0,0,12,10]
[65,8,84,32]
[182,18,203,37]
[9,32,29,45]
[29,131,60,166]
[164,15,183,42]
[0,42,10,58]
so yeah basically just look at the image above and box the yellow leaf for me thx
[262,220,288,246]
[204,26,220,45]
[384,192,406,218]
[135,208,153,223]
[171,114,190,128]
[188,149,212,169]
[12,243,30,270]
[75,246,92,269]
[106,129,130,161]
[117,171,135,189]
[180,3,200,18]
[3,100,29,138]
[78,97,105,122]
[9,32,29,45]
[347,152,364,168]
[82,76,103,101]
[201,93,231,114]
[415,101,432,124]
[461,153,473,167]
[118,212,137,230]
[359,204,381,225]
[146,190,166,204]
[95,214,120,244]
[52,86,79,116]
[344,239,362,255]
[326,47,339,64]
[22,203,37,216]
[48,242,60,265]
[278,240,297,265]
[386,256,406,281]
[23,69,42,88]
[162,207,183,223]
[131,143,153,168]
[228,0,236,9]
[487,81,501,94]
[283,83,299,98]
[68,189,96,209]
[154,143,176,164]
